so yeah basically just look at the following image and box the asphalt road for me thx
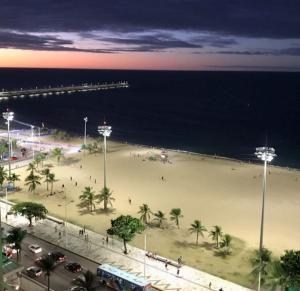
[3,223,112,291]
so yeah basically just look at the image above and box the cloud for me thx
[99,33,203,52]
[209,47,300,56]
[0,31,114,53]
[0,0,299,39]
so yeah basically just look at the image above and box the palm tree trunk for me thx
[217,236,219,248]
[51,182,53,194]
[104,199,107,210]
[47,181,49,191]
[196,232,199,245]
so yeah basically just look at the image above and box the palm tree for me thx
[42,168,51,190]
[219,233,232,254]
[6,227,27,261]
[97,187,115,211]
[251,247,272,285]
[209,225,223,248]
[0,166,8,187]
[48,173,56,194]
[153,210,167,228]
[265,260,286,290]
[27,162,37,173]
[73,270,96,291]
[138,204,152,224]
[51,147,64,164]
[39,255,56,291]
[170,208,183,229]
[25,171,41,193]
[0,143,7,160]
[8,173,20,188]
[189,220,207,245]
[79,187,97,212]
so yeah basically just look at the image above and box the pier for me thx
[0,81,129,101]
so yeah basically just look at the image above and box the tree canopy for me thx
[107,215,145,254]
[11,202,48,226]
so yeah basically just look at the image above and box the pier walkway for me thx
[0,81,129,100]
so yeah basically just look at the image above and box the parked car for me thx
[49,251,66,263]
[3,244,17,254]
[28,244,42,254]
[65,262,82,273]
[26,266,42,278]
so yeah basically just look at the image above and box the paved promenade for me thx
[1,202,253,291]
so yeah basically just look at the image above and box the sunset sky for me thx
[0,1,300,71]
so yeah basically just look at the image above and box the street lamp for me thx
[2,110,14,177]
[31,125,35,159]
[98,122,112,188]
[255,147,276,291]
[83,117,88,146]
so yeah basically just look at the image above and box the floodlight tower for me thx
[255,147,276,291]
[83,117,88,146]
[31,125,35,159]
[98,122,112,188]
[2,110,14,177]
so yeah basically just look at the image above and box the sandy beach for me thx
[8,137,300,287]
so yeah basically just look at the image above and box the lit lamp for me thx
[255,147,276,291]
[98,122,112,188]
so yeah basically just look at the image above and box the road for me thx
[3,223,112,291]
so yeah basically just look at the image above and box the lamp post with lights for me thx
[83,117,88,146]
[254,147,276,291]
[2,110,14,177]
[98,122,112,188]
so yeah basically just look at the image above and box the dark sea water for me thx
[0,68,300,168]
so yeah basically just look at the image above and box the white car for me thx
[28,244,42,254]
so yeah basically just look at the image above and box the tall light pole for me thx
[83,117,88,146]
[3,110,14,177]
[98,122,112,189]
[31,125,35,159]
[255,147,276,291]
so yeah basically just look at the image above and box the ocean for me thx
[0,68,299,168]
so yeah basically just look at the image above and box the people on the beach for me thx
[176,268,180,276]
[70,176,72,181]
[209,282,212,289]
[128,198,131,204]
[75,182,77,186]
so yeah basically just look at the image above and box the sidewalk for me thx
[1,202,253,291]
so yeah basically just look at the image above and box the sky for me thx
[0,1,300,71]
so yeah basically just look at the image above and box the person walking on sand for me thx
[161,176,164,181]
[177,268,180,276]
[128,198,131,205]
[75,182,77,186]
[106,236,108,244]
[94,179,96,184]
[209,282,212,289]
[70,176,72,181]
[165,261,168,270]
[83,225,86,233]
